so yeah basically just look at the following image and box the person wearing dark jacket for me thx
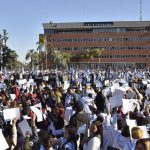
[94,91,107,113]
[69,94,90,148]
[47,105,64,138]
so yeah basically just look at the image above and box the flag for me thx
[37,34,46,52]
[39,34,45,45]
[37,45,45,52]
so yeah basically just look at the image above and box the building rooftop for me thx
[43,21,150,29]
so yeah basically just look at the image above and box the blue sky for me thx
[0,0,150,62]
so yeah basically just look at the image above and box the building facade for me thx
[42,21,150,69]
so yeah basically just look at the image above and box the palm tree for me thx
[38,51,45,71]
[80,48,98,69]
[96,48,105,69]
[25,49,34,71]
[51,49,61,69]
[51,49,71,70]
[61,52,71,70]
[80,48,105,69]
[8,50,19,69]
[25,49,39,71]
[32,51,40,70]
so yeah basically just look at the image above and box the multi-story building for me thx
[42,21,150,69]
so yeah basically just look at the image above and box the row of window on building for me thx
[99,54,147,59]
[84,22,114,27]
[80,54,147,59]
[51,46,150,51]
[44,27,150,34]
[68,63,147,68]
[49,37,150,43]
[93,28,149,33]
[45,29,92,34]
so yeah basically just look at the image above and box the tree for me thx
[25,49,34,71]
[97,48,105,69]
[79,48,104,68]
[0,29,9,71]
[11,60,23,71]
[61,52,72,69]
[25,49,39,71]
[2,46,18,70]
[38,51,44,71]
[51,49,71,70]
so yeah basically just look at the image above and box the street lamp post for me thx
[45,34,48,71]
[0,30,8,71]
[3,30,8,46]
[0,34,2,71]
[98,50,100,70]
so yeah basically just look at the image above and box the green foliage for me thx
[2,46,18,69]
[51,49,72,69]
[74,48,105,69]
[25,49,40,70]
[81,48,104,60]
[25,49,34,61]
[0,30,19,70]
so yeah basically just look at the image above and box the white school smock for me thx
[83,136,101,150]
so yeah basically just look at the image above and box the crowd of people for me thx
[0,68,150,150]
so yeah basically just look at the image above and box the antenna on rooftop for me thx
[140,0,142,21]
